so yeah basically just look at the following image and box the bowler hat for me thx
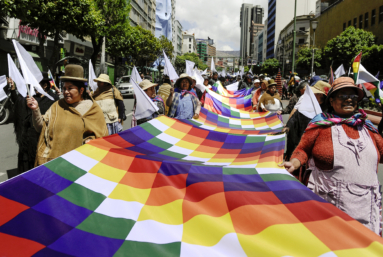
[326,77,364,104]
[311,81,331,95]
[60,64,87,82]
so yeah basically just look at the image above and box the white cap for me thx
[191,76,196,81]
[254,79,260,83]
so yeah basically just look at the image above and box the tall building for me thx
[182,31,196,54]
[240,4,264,64]
[266,0,316,59]
[174,20,183,57]
[129,0,157,34]
[196,39,208,63]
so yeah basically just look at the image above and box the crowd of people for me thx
[4,62,383,234]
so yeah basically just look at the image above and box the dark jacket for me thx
[238,80,253,91]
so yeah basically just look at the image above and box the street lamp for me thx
[311,20,318,77]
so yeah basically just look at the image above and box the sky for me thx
[175,0,269,51]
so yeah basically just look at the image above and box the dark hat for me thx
[60,64,87,82]
[327,77,364,103]
[310,75,323,86]
[41,72,51,83]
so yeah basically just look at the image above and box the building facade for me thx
[266,0,316,59]
[314,0,383,48]
[182,31,196,54]
[129,0,156,34]
[173,20,183,57]
[276,14,314,73]
[240,4,265,64]
[196,39,208,63]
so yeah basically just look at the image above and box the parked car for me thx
[117,75,134,97]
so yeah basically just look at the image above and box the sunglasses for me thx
[336,94,358,101]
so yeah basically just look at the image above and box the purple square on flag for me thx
[242,142,264,149]
[225,135,246,143]
[266,180,309,192]
[273,189,327,204]
[132,126,156,141]
[0,208,74,246]
[0,176,54,207]
[159,161,192,175]
[127,145,157,155]
[48,228,124,257]
[206,131,227,142]
[186,173,223,186]
[33,247,74,257]
[32,195,93,227]
[119,130,146,145]
[223,174,263,183]
[189,165,222,174]
[221,143,245,149]
[224,181,270,192]
[22,166,73,194]
[136,142,165,153]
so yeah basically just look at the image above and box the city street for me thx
[0,97,135,182]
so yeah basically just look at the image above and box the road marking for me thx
[126,112,133,117]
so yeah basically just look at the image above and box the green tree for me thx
[261,58,280,74]
[4,0,100,72]
[175,53,207,72]
[361,45,383,75]
[296,47,323,72]
[323,26,376,69]
[90,0,131,69]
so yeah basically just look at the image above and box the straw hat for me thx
[327,77,364,103]
[94,74,112,84]
[268,79,277,86]
[139,79,158,91]
[60,64,87,82]
[174,73,193,88]
[311,81,331,95]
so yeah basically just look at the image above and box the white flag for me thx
[201,68,208,75]
[12,40,53,100]
[221,68,226,77]
[249,66,253,75]
[185,60,195,77]
[193,68,206,92]
[211,57,216,72]
[0,75,7,101]
[348,67,351,76]
[7,54,27,97]
[226,82,239,91]
[357,64,380,86]
[163,50,179,81]
[89,60,98,92]
[297,85,322,119]
[334,64,346,79]
[130,66,142,86]
[130,66,159,120]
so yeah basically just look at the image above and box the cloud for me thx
[221,45,234,51]
[175,0,268,51]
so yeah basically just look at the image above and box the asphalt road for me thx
[1,98,383,189]
[0,97,135,182]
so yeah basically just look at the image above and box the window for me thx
[189,51,191,53]
[299,27,305,32]
[372,9,376,26]
[354,17,357,27]
[343,23,346,31]
[359,15,363,28]
[365,12,368,28]
[348,20,351,27]
[380,5,383,23]
[189,44,191,49]
[189,38,191,42]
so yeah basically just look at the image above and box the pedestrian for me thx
[92,74,125,135]
[167,73,201,119]
[8,73,58,174]
[136,80,165,125]
[157,75,172,115]
[190,76,203,100]
[258,79,283,121]
[27,64,108,166]
[209,71,218,86]
[252,80,268,111]
[280,77,383,234]
[283,81,331,161]
[238,74,253,91]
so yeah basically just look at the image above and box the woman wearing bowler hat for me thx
[27,64,108,166]
[280,77,383,234]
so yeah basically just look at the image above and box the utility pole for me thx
[292,0,297,74]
